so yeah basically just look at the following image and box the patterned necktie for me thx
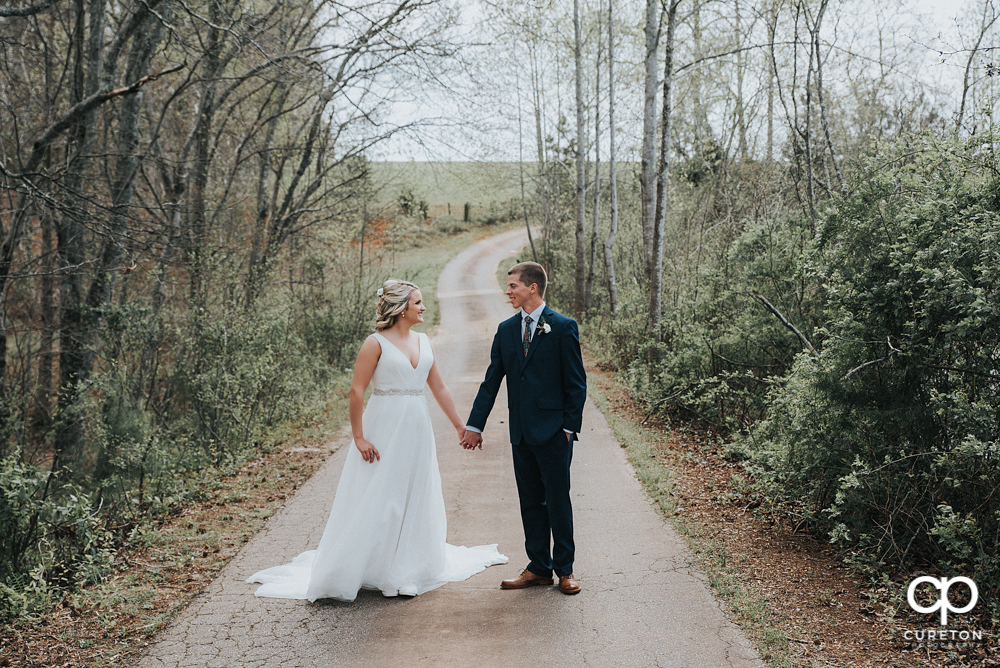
[522,315,532,357]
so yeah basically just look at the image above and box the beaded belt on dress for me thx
[372,388,424,396]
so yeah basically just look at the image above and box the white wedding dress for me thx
[247,332,506,602]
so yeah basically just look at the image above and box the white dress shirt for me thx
[521,302,546,341]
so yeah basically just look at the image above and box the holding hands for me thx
[461,430,483,450]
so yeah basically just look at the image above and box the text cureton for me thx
[903,629,985,641]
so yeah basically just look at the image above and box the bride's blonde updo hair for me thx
[374,279,419,332]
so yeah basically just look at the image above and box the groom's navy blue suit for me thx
[467,304,587,578]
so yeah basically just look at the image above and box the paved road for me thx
[134,228,763,668]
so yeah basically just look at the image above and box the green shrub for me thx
[175,299,326,465]
[398,188,429,219]
[747,131,1000,607]
[0,458,114,620]
[602,208,820,429]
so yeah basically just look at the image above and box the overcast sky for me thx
[372,0,989,162]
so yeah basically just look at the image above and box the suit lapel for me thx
[522,306,553,368]
[508,314,525,368]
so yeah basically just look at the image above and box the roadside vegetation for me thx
[495,123,1000,668]
[475,3,1000,661]
[578,131,1000,636]
[0,0,523,641]
[0,212,516,666]
[506,130,1000,665]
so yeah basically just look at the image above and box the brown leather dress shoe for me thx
[558,574,581,594]
[500,568,553,589]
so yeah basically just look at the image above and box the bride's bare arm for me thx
[351,336,382,462]
[425,343,466,442]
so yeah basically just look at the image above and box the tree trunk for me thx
[735,0,748,160]
[649,0,681,342]
[246,84,289,307]
[801,0,817,216]
[530,45,550,263]
[32,211,56,431]
[767,5,775,164]
[604,0,619,318]
[85,11,167,337]
[812,0,842,190]
[54,0,170,471]
[53,0,107,471]
[640,0,660,282]
[517,75,539,263]
[187,0,228,310]
[586,8,602,311]
[572,0,586,317]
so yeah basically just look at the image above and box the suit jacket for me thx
[468,305,587,446]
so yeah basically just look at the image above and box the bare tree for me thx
[573,0,587,316]
[517,76,540,263]
[604,0,620,318]
[0,0,180,467]
[648,0,682,342]
[0,0,459,472]
[640,0,660,282]
[585,4,602,311]
[957,0,999,131]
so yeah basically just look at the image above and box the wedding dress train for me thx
[247,332,506,602]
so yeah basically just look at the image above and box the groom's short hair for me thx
[509,262,547,297]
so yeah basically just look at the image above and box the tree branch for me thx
[674,41,798,75]
[24,62,187,177]
[0,0,55,17]
[753,292,816,356]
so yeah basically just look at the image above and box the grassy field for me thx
[383,221,520,331]
[366,160,532,326]
[369,159,641,225]
[371,161,529,220]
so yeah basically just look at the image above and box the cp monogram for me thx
[906,576,978,626]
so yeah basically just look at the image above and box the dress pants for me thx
[512,432,575,578]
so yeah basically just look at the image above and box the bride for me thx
[247,279,506,601]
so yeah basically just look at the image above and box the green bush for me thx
[176,298,328,465]
[747,132,1000,604]
[0,458,114,619]
[398,188,429,219]
[605,208,820,429]
[0,265,363,617]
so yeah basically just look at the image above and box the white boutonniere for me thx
[538,321,551,335]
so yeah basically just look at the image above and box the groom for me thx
[461,261,587,595]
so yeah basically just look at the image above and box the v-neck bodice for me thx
[370,332,431,393]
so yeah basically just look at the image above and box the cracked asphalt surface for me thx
[132,228,764,668]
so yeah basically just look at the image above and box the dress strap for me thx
[420,332,432,363]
